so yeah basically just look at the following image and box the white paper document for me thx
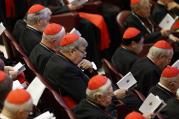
[34,111,56,119]
[159,13,175,29]
[116,72,137,90]
[0,22,6,35]
[68,0,88,6]
[13,80,24,89]
[13,62,26,75]
[70,28,81,36]
[139,93,166,115]
[172,59,179,68]
[26,77,46,106]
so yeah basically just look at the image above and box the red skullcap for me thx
[153,40,172,49]
[0,71,7,83]
[28,4,45,14]
[88,75,108,90]
[131,0,140,5]
[161,66,179,78]
[171,21,179,31]
[60,34,80,46]
[123,27,141,40]
[6,89,31,105]
[44,23,62,35]
[125,111,145,119]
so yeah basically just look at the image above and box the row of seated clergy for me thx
[43,33,97,107]
[29,0,121,59]
[130,40,174,97]
[29,23,66,74]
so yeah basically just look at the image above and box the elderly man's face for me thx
[73,45,87,64]
[139,0,152,17]
[97,86,113,107]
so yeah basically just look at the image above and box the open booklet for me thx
[13,62,26,75]
[172,59,179,68]
[116,72,137,90]
[68,0,88,6]
[159,13,178,30]
[139,93,166,116]
[0,22,6,35]
[34,111,56,119]
[26,77,46,106]
[70,28,81,36]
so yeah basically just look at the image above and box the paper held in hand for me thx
[139,93,166,115]
[13,80,24,89]
[172,59,179,68]
[116,72,137,90]
[13,62,26,75]
[0,22,6,35]
[68,0,88,6]
[34,111,55,119]
[26,77,46,106]
[159,13,176,30]
[70,28,81,36]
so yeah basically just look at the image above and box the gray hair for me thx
[4,98,33,113]
[42,27,66,42]
[57,37,88,53]
[86,79,112,100]
[27,8,52,25]
[147,46,173,61]
[131,0,149,10]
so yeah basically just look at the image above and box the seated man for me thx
[19,4,52,56]
[43,33,94,107]
[29,23,66,74]
[152,0,179,25]
[160,88,179,119]
[112,27,144,75]
[0,71,12,109]
[124,0,170,43]
[130,40,173,96]
[149,66,179,102]
[73,75,126,119]
[0,89,33,119]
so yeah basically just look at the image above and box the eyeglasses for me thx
[76,48,87,55]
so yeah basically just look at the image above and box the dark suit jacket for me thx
[130,57,162,96]
[160,98,179,119]
[124,13,162,43]
[19,25,42,56]
[149,84,176,102]
[73,99,114,119]
[29,44,54,74]
[111,47,139,75]
[43,54,89,103]
[12,19,27,42]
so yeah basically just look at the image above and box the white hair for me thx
[42,27,66,42]
[176,88,179,97]
[57,36,88,53]
[147,46,173,61]
[131,0,149,9]
[86,79,112,100]
[27,8,52,25]
[4,98,33,113]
